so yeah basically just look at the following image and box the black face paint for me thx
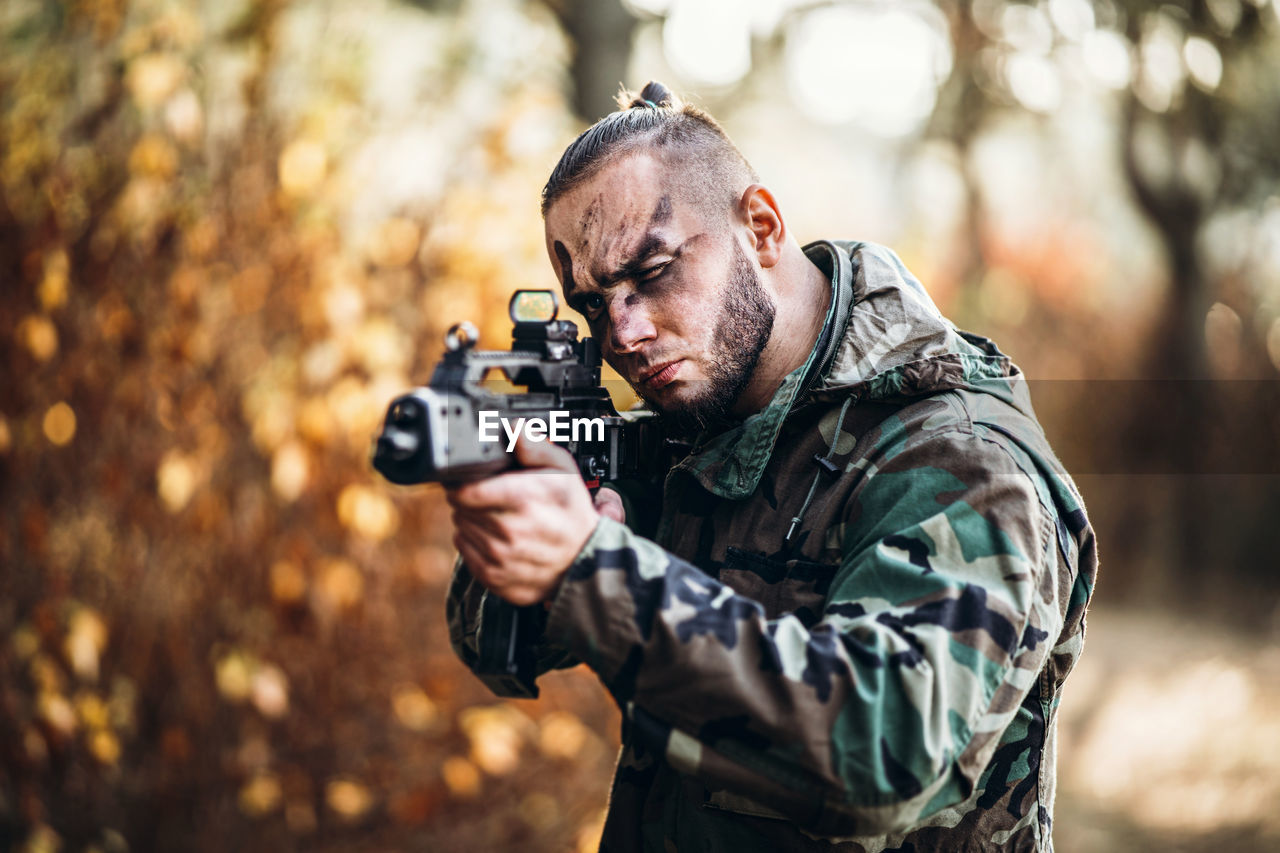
[597,231,666,287]
[553,240,575,291]
[650,194,672,226]
[580,197,600,240]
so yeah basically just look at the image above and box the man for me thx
[445,82,1097,852]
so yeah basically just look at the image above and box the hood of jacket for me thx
[679,240,1039,500]
[811,240,1030,410]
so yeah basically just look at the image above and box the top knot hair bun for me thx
[617,80,679,111]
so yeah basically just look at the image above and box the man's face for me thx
[544,151,776,435]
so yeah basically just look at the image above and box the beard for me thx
[641,240,776,438]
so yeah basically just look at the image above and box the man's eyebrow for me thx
[594,230,670,287]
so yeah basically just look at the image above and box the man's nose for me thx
[608,297,656,354]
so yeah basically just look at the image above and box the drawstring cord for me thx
[785,395,854,544]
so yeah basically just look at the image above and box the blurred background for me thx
[2,0,1279,850]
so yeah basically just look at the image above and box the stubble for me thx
[644,240,776,437]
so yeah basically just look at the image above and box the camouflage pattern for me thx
[448,241,1097,852]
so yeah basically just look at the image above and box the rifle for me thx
[371,290,663,697]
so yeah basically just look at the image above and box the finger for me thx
[444,483,481,511]
[594,488,626,523]
[513,433,579,474]
[446,476,523,511]
[443,475,500,506]
[455,535,544,606]
[454,534,487,578]
[453,506,512,543]
[450,466,584,512]
[454,524,503,572]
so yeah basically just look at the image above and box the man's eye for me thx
[584,293,605,312]
[639,263,668,282]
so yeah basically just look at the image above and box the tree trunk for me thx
[542,0,637,121]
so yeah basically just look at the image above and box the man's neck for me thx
[733,243,832,416]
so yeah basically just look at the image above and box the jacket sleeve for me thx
[446,557,579,697]
[445,478,664,698]
[541,426,1065,836]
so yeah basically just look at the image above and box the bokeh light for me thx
[1082,27,1133,89]
[784,3,951,135]
[41,402,76,446]
[662,0,751,87]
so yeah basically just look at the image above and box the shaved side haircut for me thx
[540,81,759,222]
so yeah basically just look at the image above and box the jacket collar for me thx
[673,240,855,499]
[675,241,1019,500]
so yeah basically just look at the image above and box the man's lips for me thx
[638,360,682,391]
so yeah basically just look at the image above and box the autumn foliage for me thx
[1,2,620,850]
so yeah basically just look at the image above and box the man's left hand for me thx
[444,435,600,606]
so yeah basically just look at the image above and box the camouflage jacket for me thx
[447,241,1097,852]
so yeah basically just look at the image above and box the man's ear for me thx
[738,184,786,269]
